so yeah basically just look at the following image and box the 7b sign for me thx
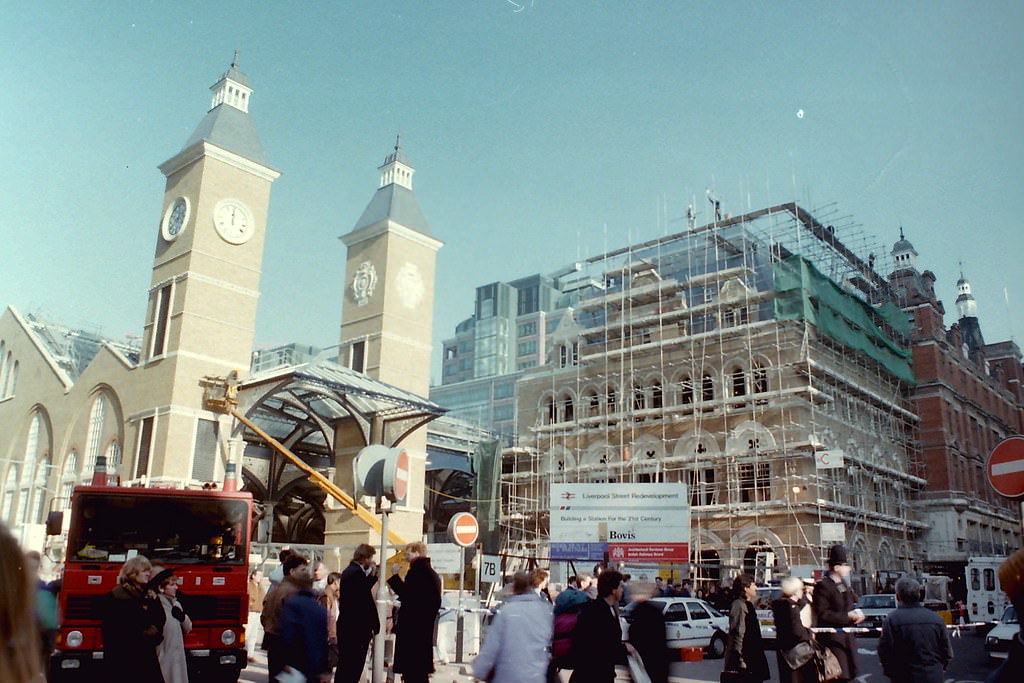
[480,554,501,584]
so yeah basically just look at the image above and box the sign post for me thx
[372,498,390,683]
[447,512,479,663]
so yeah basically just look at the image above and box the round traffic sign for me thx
[393,448,409,502]
[987,435,1024,499]
[448,511,479,547]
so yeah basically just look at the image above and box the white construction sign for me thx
[549,483,689,562]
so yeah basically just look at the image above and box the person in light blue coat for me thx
[473,571,553,683]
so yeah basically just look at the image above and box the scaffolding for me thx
[500,203,926,590]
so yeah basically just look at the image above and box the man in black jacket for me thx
[336,543,380,683]
[569,569,636,683]
[813,545,865,683]
[878,576,952,682]
[387,542,442,683]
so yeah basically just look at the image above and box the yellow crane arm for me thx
[227,408,406,546]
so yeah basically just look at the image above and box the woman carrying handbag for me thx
[772,577,816,683]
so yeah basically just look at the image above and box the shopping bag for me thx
[781,640,815,669]
[814,644,842,681]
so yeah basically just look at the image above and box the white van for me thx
[967,556,1010,621]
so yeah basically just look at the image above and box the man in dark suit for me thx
[336,543,380,683]
[813,545,865,683]
[387,542,442,683]
[569,569,637,683]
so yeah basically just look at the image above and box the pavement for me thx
[240,646,700,683]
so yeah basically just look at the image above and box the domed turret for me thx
[890,227,918,272]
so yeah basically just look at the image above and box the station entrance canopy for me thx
[237,359,446,455]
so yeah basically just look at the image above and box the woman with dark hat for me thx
[151,568,192,683]
[812,545,865,683]
[102,556,166,681]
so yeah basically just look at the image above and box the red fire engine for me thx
[49,459,252,682]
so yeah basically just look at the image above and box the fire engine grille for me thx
[63,594,241,623]
[179,594,243,622]
[65,595,106,621]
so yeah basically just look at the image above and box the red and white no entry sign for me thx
[393,449,409,502]
[987,435,1024,499]
[448,511,479,547]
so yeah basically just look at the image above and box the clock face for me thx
[161,196,190,242]
[213,199,255,244]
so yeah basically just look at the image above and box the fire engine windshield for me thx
[70,493,248,565]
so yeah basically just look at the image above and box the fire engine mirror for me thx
[46,510,63,536]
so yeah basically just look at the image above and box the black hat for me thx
[827,544,848,567]
[148,568,176,590]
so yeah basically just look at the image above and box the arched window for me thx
[584,389,600,417]
[633,384,646,411]
[731,367,746,397]
[105,440,122,484]
[651,380,663,409]
[562,396,574,422]
[701,374,714,402]
[85,395,107,476]
[18,414,43,523]
[32,450,50,523]
[1,464,19,520]
[543,397,556,425]
[60,451,79,511]
[606,387,617,414]
[680,377,694,405]
[752,363,768,393]
[1,350,11,396]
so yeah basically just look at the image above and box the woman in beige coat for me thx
[152,568,193,683]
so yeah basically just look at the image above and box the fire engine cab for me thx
[48,459,252,682]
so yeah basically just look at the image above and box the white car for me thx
[855,594,898,635]
[985,605,1020,662]
[621,597,729,658]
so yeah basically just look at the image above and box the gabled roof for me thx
[15,309,139,385]
[352,183,431,236]
[182,104,268,165]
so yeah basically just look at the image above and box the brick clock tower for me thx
[134,58,280,482]
[335,141,442,544]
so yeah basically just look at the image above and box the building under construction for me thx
[500,203,926,587]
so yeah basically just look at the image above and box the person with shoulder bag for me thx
[772,577,816,683]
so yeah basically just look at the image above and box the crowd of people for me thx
[3,520,1023,683]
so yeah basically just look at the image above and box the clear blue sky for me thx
[2,2,1022,384]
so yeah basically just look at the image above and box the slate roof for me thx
[352,183,431,236]
[182,103,268,165]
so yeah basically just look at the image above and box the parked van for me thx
[967,556,1010,621]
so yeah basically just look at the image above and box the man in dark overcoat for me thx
[387,542,442,683]
[568,569,636,683]
[336,543,380,683]
[812,545,865,683]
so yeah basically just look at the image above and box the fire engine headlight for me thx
[220,629,236,646]
[66,631,84,648]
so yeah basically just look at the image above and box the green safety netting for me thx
[773,255,915,384]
